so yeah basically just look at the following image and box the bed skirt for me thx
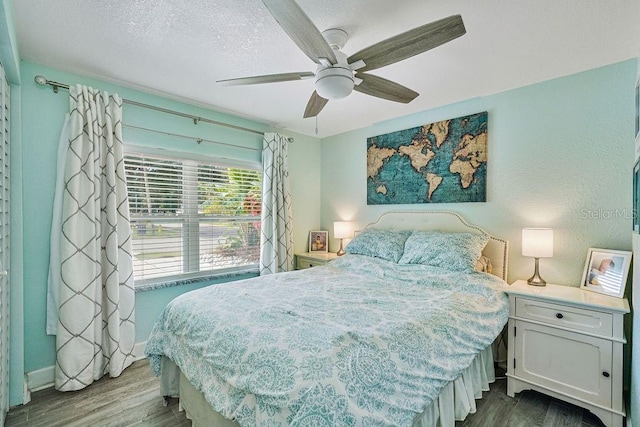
[158,344,496,427]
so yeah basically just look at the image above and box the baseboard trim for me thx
[134,341,147,360]
[25,366,54,393]
[25,341,148,393]
[22,377,31,405]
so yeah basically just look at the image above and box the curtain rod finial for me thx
[34,75,48,86]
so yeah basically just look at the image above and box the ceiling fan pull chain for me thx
[315,116,318,135]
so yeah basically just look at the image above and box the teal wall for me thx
[17,62,321,395]
[321,59,638,414]
[321,60,637,286]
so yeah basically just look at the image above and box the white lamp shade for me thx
[522,228,554,258]
[333,221,353,239]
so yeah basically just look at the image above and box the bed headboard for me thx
[363,211,509,281]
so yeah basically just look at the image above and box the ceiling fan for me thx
[217,0,466,118]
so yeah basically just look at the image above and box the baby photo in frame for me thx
[580,248,631,298]
[308,230,328,252]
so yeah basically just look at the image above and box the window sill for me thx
[134,267,260,292]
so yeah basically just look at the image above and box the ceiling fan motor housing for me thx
[315,49,354,100]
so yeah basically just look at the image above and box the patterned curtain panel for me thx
[49,85,135,391]
[260,133,294,275]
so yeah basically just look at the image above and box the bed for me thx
[145,211,510,426]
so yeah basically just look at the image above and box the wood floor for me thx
[5,360,189,427]
[5,361,607,427]
[455,375,606,427]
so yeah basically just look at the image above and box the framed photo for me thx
[580,248,631,298]
[308,230,328,252]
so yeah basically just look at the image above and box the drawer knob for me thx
[602,371,610,378]
[555,313,564,319]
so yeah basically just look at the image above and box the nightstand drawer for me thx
[295,252,338,270]
[515,297,613,337]
[297,258,322,269]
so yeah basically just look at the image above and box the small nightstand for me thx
[505,280,629,427]
[295,252,339,270]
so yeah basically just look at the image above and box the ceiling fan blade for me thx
[217,72,315,86]
[354,73,418,103]
[303,91,329,118]
[262,0,337,65]
[347,15,466,73]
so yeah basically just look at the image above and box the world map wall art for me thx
[367,111,487,204]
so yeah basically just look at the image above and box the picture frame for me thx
[308,230,328,253]
[580,248,632,298]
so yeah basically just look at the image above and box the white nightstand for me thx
[505,280,629,427]
[295,252,339,270]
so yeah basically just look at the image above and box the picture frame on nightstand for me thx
[308,230,328,252]
[580,247,631,298]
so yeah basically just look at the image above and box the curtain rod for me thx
[123,124,260,151]
[33,75,271,138]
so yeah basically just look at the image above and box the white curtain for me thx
[48,85,136,391]
[260,133,294,274]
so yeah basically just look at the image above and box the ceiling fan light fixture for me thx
[315,67,354,99]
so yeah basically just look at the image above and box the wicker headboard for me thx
[363,211,509,281]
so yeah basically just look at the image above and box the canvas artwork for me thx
[367,112,487,204]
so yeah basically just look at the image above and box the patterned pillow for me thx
[344,228,412,263]
[398,231,489,272]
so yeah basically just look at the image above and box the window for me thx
[124,152,261,285]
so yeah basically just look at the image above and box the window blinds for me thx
[124,152,261,284]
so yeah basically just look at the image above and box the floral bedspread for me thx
[145,255,509,427]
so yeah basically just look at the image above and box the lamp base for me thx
[527,277,547,286]
[527,257,546,286]
[337,239,345,256]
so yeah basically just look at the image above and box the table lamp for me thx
[333,221,353,256]
[522,228,553,286]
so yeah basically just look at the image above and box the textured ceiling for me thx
[12,0,640,138]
